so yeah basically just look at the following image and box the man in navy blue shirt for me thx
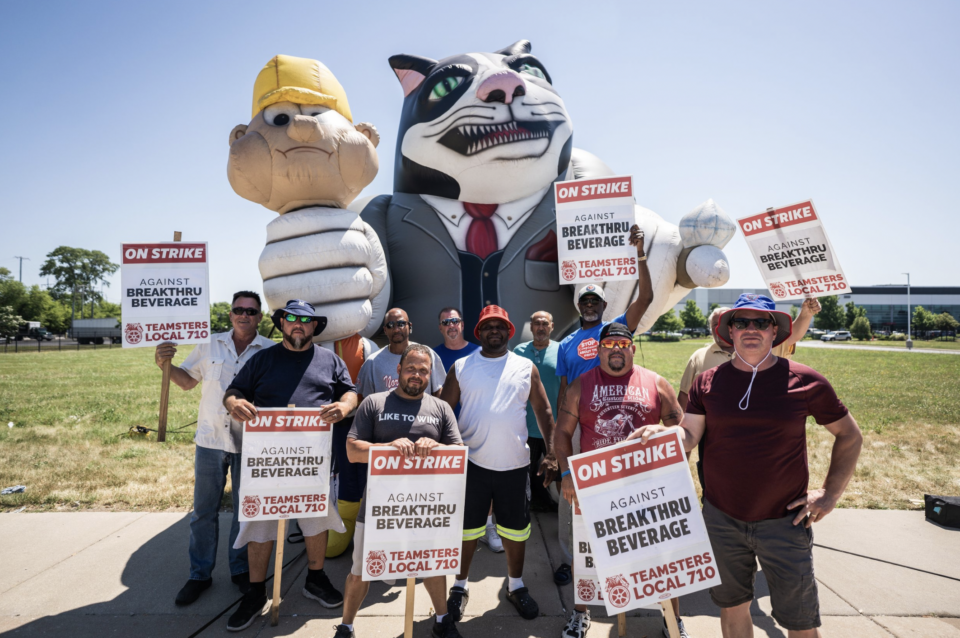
[434,307,479,374]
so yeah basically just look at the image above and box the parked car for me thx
[821,331,852,342]
[14,321,53,341]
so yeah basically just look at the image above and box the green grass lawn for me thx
[807,338,960,350]
[1,340,958,511]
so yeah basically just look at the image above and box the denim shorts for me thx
[703,499,820,631]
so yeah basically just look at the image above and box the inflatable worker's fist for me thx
[259,208,389,341]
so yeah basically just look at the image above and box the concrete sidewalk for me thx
[0,509,957,637]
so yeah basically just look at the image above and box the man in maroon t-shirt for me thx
[632,294,862,638]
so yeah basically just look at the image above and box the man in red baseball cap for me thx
[440,305,558,622]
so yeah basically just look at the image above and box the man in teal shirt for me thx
[513,311,560,511]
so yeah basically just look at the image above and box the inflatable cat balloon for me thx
[227,55,390,341]
[352,40,735,345]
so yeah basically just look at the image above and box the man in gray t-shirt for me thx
[337,344,465,638]
[356,308,446,398]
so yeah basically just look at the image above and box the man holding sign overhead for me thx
[633,294,863,637]
[222,299,358,631]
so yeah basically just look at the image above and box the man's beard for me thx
[582,310,600,322]
[608,355,626,371]
[399,379,425,397]
[284,332,308,349]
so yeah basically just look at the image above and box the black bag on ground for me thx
[924,494,960,529]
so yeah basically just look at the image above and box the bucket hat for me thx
[474,305,516,340]
[716,294,792,347]
[271,299,327,337]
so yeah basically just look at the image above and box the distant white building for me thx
[672,286,960,332]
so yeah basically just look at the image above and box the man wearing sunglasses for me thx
[440,305,557,623]
[434,308,479,376]
[155,291,275,606]
[223,299,359,631]
[632,294,862,638]
[357,308,446,400]
[554,322,685,638]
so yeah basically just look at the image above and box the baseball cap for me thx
[599,322,634,341]
[576,284,606,303]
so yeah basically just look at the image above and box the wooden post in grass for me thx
[156,230,181,442]
[617,612,626,636]
[270,402,295,626]
[404,578,416,638]
[662,601,680,638]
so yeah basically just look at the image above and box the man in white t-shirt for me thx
[439,305,557,622]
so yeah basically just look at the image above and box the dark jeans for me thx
[189,445,247,580]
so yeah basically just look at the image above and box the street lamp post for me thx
[903,272,912,350]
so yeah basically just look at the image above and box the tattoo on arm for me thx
[561,407,579,419]
[662,410,682,425]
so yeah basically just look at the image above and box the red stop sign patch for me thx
[578,338,598,360]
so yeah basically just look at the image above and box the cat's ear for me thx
[494,40,532,57]
[388,54,438,97]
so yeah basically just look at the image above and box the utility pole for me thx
[903,273,912,350]
[13,256,29,282]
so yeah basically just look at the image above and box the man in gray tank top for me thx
[439,305,557,622]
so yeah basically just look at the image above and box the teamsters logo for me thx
[124,322,144,345]
[366,550,387,577]
[561,260,577,282]
[242,495,261,518]
[769,282,787,299]
[577,579,596,602]
[605,575,631,608]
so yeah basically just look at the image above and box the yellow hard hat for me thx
[252,55,353,122]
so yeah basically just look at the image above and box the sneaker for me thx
[175,578,211,606]
[432,614,463,638]
[562,609,591,638]
[333,624,355,638]
[226,588,268,632]
[553,563,572,586]
[231,572,251,594]
[303,570,344,608]
[446,586,469,622]
[662,616,691,638]
[504,586,539,620]
[480,525,504,552]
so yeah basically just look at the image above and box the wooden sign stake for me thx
[617,612,627,636]
[661,601,680,638]
[271,402,295,626]
[156,231,181,442]
[404,578,416,638]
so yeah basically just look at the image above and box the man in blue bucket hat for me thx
[631,293,862,637]
[223,299,357,631]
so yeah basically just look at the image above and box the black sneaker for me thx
[303,570,344,608]
[231,572,251,594]
[175,578,211,606]
[333,624,355,638]
[505,586,539,620]
[226,588,268,632]
[446,586,469,622]
[432,614,463,638]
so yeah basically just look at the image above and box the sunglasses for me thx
[600,339,633,349]
[284,314,315,323]
[385,320,410,329]
[731,318,774,330]
[440,318,462,326]
[231,307,260,316]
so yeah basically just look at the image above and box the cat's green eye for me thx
[428,76,464,101]
[518,64,546,80]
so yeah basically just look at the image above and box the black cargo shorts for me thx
[703,498,820,631]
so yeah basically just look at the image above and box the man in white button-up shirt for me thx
[154,291,275,606]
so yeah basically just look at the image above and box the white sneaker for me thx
[562,609,590,638]
[480,524,504,552]
[662,616,691,638]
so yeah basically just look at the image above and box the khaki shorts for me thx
[703,499,820,631]
[350,522,366,576]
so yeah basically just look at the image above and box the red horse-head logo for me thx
[124,322,144,345]
[366,550,387,577]
[605,574,631,608]
[241,495,261,518]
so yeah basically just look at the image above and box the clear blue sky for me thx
[2,1,957,303]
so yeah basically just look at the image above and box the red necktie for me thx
[463,203,499,259]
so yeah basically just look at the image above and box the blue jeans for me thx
[189,445,248,580]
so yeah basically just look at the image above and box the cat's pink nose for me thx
[477,70,526,104]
